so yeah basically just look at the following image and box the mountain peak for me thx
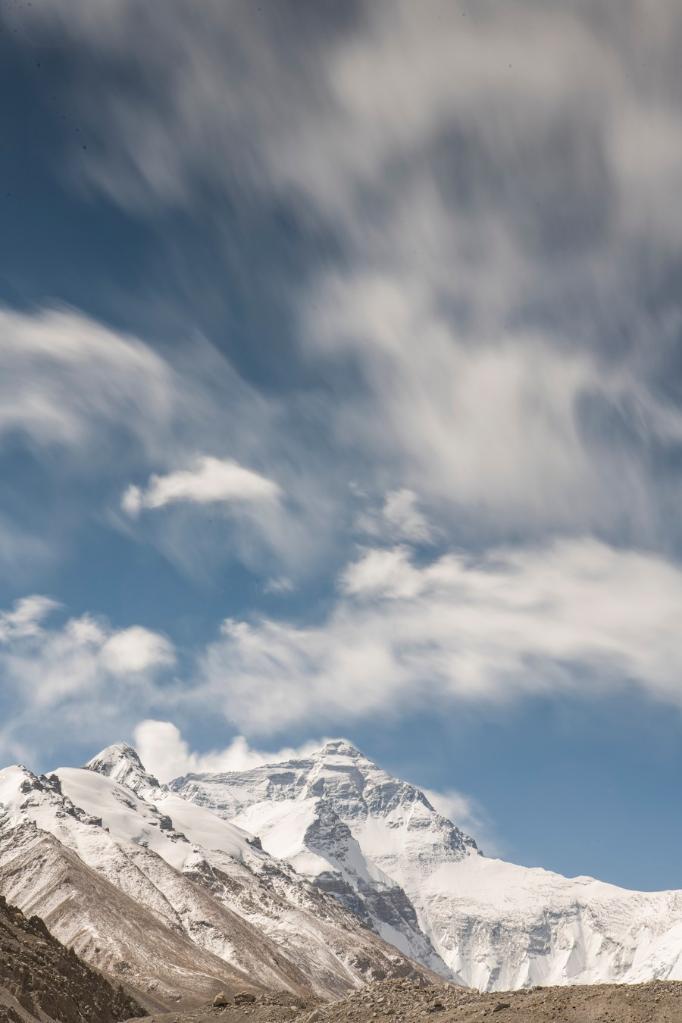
[315,739,366,760]
[85,742,161,795]
[88,741,139,763]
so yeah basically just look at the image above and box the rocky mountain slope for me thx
[128,978,682,1023]
[172,739,682,991]
[0,809,261,1012]
[0,749,434,1009]
[0,892,142,1023]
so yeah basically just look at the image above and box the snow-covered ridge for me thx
[0,747,435,1007]
[172,738,682,991]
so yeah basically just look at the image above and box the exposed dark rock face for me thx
[0,895,144,1023]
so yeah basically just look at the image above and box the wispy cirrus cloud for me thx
[0,304,328,580]
[306,272,682,539]
[7,2,682,552]
[0,304,172,456]
[15,0,682,253]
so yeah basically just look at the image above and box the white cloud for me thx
[340,547,422,600]
[28,0,681,541]
[197,538,682,733]
[264,576,295,595]
[381,489,432,543]
[0,597,174,709]
[100,626,175,674]
[423,787,479,827]
[121,455,281,517]
[0,597,179,767]
[0,595,60,641]
[119,455,310,582]
[133,719,325,783]
[0,304,332,579]
[5,2,682,770]
[0,305,283,483]
[357,489,434,544]
[307,269,682,535]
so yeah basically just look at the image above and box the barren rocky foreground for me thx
[128,977,682,1023]
[0,895,143,1023]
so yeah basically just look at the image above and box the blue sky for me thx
[2,0,682,891]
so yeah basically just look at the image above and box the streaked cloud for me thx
[306,265,682,540]
[5,4,682,550]
[0,305,172,455]
[16,0,682,255]
[0,305,321,579]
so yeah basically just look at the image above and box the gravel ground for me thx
[127,977,682,1023]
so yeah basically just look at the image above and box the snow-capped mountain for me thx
[172,739,682,991]
[0,747,434,1008]
[4,737,682,1000]
[172,739,471,975]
